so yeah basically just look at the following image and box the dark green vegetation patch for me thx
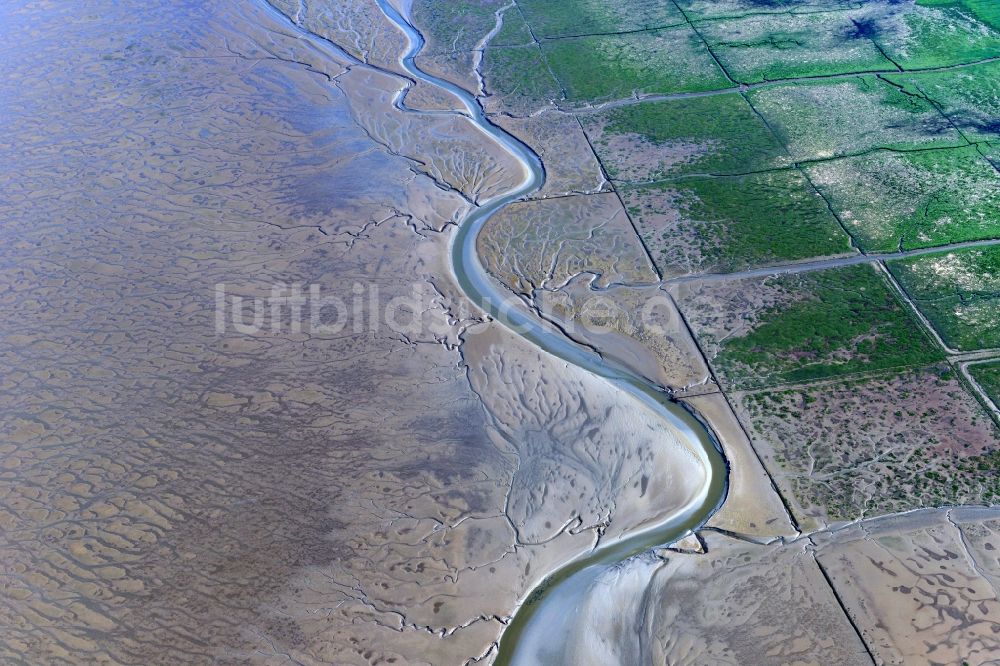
[540,28,730,102]
[622,169,853,277]
[889,246,1000,352]
[582,93,788,182]
[695,264,943,390]
[968,360,1000,406]
[805,146,1000,253]
[483,45,563,113]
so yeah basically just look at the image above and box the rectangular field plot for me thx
[482,45,563,114]
[581,93,789,182]
[867,2,1000,70]
[889,246,1000,352]
[736,366,999,529]
[916,0,1000,29]
[805,146,1000,253]
[749,76,965,161]
[540,27,730,103]
[699,11,895,83]
[516,0,685,38]
[675,263,943,390]
[886,61,1000,144]
[675,0,858,21]
[621,169,854,278]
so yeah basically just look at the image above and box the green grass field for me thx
[699,12,895,84]
[582,93,789,181]
[918,0,1000,29]
[482,45,563,112]
[886,60,1000,144]
[876,3,1000,69]
[516,0,684,38]
[889,247,1000,352]
[707,264,944,389]
[540,28,730,102]
[622,169,853,277]
[806,146,1000,253]
[674,0,858,20]
[749,76,966,161]
[968,360,1000,405]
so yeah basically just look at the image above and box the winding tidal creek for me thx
[266,1,730,662]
